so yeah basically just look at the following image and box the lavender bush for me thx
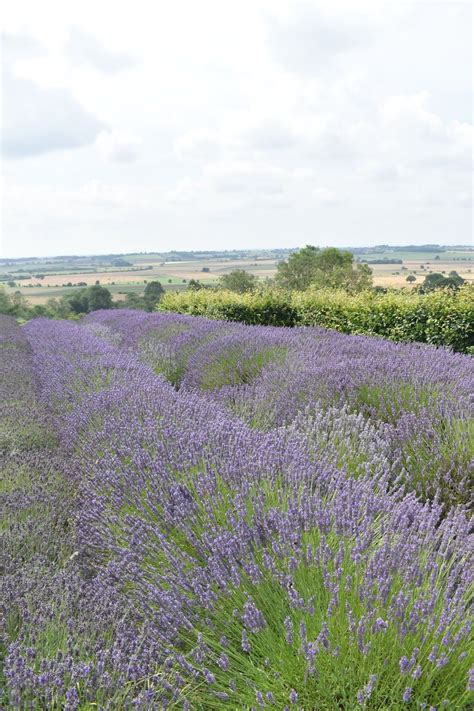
[1,312,472,709]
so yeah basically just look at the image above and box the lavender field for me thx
[1,311,473,710]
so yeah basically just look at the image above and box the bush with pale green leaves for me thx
[158,285,474,353]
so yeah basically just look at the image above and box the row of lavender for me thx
[85,310,473,509]
[2,313,472,708]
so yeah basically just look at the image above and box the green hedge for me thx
[158,285,474,353]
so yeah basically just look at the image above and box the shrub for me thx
[159,285,474,353]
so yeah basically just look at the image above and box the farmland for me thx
[1,310,473,709]
[1,246,473,305]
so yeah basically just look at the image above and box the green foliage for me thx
[160,287,298,327]
[219,269,258,293]
[198,346,287,390]
[159,285,474,353]
[420,271,465,291]
[276,245,321,290]
[87,284,113,311]
[143,280,164,311]
[0,287,32,319]
[276,246,373,292]
[123,292,147,310]
[63,285,113,314]
[0,287,13,314]
[187,279,204,291]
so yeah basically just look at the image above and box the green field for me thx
[1,246,472,305]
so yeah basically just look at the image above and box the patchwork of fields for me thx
[1,312,473,709]
[2,247,473,305]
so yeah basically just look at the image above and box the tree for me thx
[448,271,465,287]
[275,246,321,290]
[123,292,147,310]
[406,275,416,283]
[66,290,90,315]
[0,287,12,314]
[65,285,113,314]
[420,272,465,292]
[276,246,372,292]
[219,269,257,294]
[87,285,113,311]
[46,297,72,319]
[187,279,203,291]
[144,281,164,311]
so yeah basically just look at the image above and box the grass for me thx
[196,345,288,390]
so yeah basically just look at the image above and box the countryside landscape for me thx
[1,243,473,708]
[1,1,473,709]
[1,245,474,307]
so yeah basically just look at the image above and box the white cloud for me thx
[363,161,404,183]
[266,4,374,75]
[95,130,141,162]
[381,92,447,140]
[163,178,200,204]
[204,160,288,195]
[379,92,473,171]
[455,192,472,208]
[0,1,472,256]
[235,118,297,152]
[1,67,106,158]
[1,30,45,60]
[174,129,220,161]
[313,187,343,205]
[66,27,136,73]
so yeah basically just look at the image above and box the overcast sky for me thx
[1,0,472,258]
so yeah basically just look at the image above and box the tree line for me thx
[0,246,466,320]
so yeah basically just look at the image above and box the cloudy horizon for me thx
[1,0,472,259]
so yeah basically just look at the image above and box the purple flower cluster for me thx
[2,312,473,709]
[86,309,474,507]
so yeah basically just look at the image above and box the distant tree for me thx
[201,267,210,273]
[95,280,100,285]
[65,285,113,314]
[66,291,90,315]
[406,275,416,283]
[144,281,164,311]
[187,279,203,291]
[31,305,49,317]
[448,271,465,286]
[123,293,146,310]
[0,287,12,314]
[87,285,113,311]
[7,280,16,288]
[276,246,372,292]
[219,269,257,294]
[46,297,72,319]
[275,245,321,290]
[11,291,27,310]
[420,272,465,292]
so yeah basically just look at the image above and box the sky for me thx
[0,0,472,258]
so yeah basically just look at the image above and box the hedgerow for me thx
[158,285,474,353]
